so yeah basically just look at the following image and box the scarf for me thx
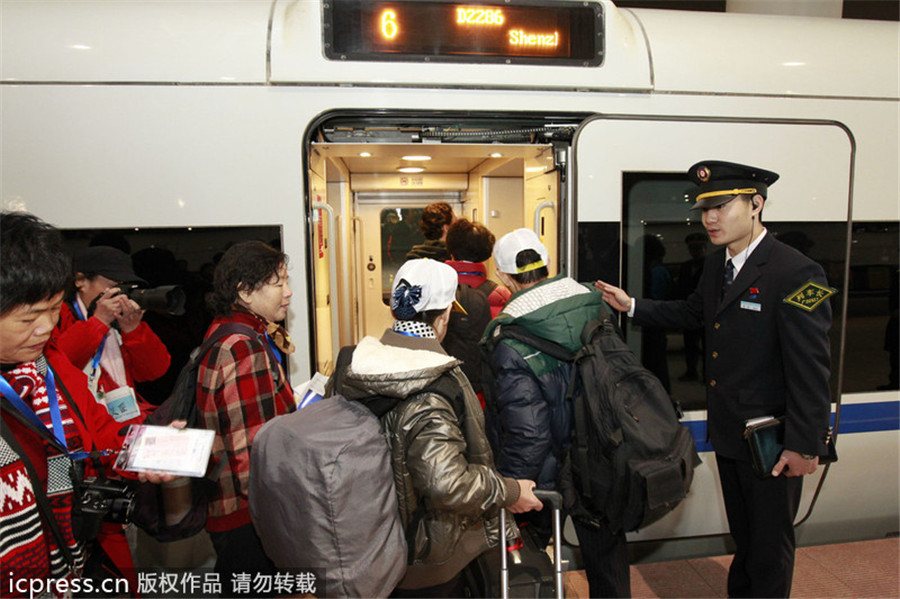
[392,319,437,339]
[266,321,295,355]
[231,304,295,354]
[1,357,86,578]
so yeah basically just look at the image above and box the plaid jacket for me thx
[196,311,295,532]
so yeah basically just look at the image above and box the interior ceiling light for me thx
[397,166,425,173]
[490,152,503,158]
[359,151,372,157]
[401,155,432,161]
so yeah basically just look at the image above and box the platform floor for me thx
[562,538,899,598]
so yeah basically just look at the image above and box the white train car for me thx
[2,0,898,562]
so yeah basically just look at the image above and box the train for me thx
[2,0,898,564]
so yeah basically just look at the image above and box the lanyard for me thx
[264,332,283,365]
[72,300,107,375]
[394,329,421,338]
[0,368,92,460]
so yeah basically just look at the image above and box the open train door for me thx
[572,116,853,545]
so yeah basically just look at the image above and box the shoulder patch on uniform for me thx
[782,280,837,312]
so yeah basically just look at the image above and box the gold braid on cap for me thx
[695,187,757,203]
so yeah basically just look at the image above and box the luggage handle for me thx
[500,490,564,599]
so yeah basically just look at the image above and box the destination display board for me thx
[324,0,604,66]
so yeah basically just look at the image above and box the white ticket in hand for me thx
[115,424,215,478]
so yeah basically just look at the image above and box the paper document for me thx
[293,372,329,409]
[115,424,215,478]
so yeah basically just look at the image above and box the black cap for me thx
[688,160,779,210]
[73,246,146,285]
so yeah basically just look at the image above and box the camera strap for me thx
[0,420,79,576]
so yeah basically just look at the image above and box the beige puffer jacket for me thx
[336,330,520,589]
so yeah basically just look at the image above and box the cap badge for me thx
[697,166,711,182]
[783,281,837,312]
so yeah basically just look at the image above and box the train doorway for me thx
[305,113,586,373]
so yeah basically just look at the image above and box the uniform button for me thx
[714,322,721,330]
[710,380,717,387]
[712,351,719,359]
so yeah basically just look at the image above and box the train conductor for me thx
[595,160,834,598]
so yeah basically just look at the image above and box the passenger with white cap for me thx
[481,229,630,598]
[329,258,541,597]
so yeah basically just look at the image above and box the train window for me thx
[621,173,708,412]
[841,222,899,393]
[59,225,282,405]
[380,207,426,305]
[576,222,620,286]
[619,173,862,411]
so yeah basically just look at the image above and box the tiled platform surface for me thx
[563,538,899,598]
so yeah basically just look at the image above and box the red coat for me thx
[53,301,170,406]
[445,260,511,318]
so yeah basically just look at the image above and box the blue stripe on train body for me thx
[684,400,900,453]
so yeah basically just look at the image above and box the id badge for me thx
[102,386,141,422]
[85,366,102,400]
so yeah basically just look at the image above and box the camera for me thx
[71,477,135,542]
[123,284,186,316]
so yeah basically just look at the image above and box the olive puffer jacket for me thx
[482,275,611,490]
[335,330,520,590]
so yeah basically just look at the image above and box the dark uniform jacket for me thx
[633,232,833,461]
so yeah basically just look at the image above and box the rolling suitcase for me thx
[464,490,564,599]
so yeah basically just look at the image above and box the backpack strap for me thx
[478,278,498,296]
[420,372,467,425]
[174,322,270,479]
[197,322,277,370]
[402,371,467,566]
[489,323,576,363]
[332,345,356,396]
[486,317,625,502]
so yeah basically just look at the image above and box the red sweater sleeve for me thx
[52,302,110,370]
[119,322,171,383]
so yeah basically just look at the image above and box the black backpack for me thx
[441,280,496,395]
[486,316,701,533]
[130,322,277,542]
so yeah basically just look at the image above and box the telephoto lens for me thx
[125,284,186,316]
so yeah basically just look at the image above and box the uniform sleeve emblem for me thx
[782,280,837,312]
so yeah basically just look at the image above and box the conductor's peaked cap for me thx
[688,160,780,210]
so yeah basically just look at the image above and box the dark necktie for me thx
[721,259,735,300]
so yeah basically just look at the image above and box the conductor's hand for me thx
[508,480,543,513]
[772,449,818,478]
[594,280,633,313]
